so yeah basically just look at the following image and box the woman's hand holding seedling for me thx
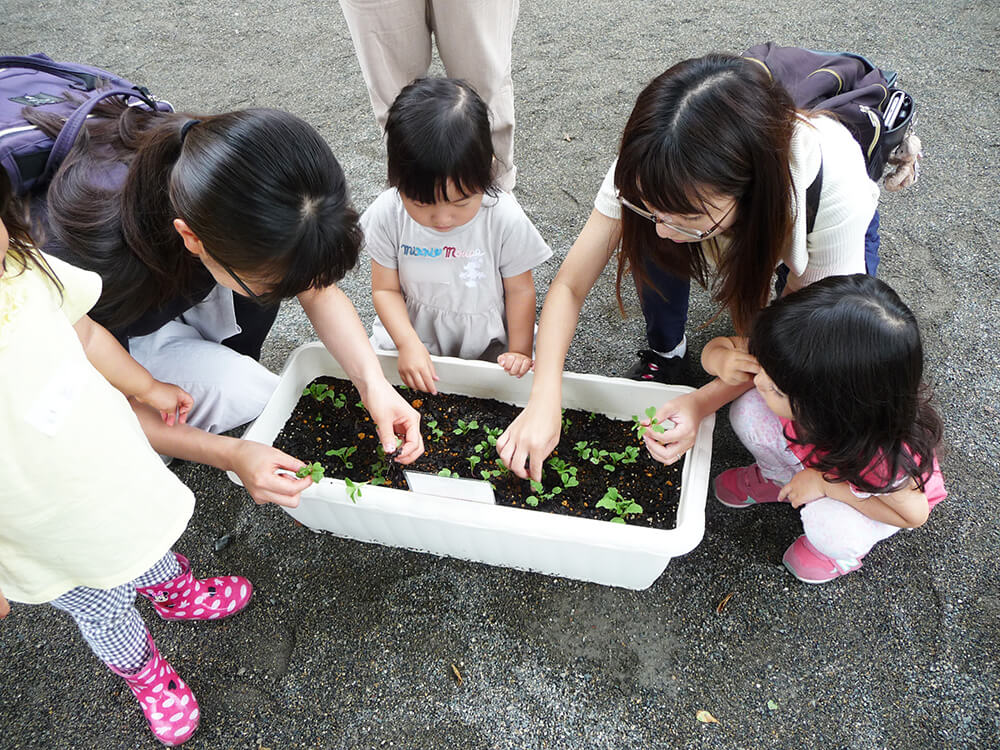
[397,340,440,394]
[135,379,194,426]
[360,377,425,464]
[641,397,695,466]
[496,351,533,378]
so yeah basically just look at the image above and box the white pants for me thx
[729,389,900,562]
[128,286,279,434]
[338,0,519,191]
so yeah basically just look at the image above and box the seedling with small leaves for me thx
[437,468,458,478]
[303,383,332,401]
[453,419,479,436]
[632,406,667,438]
[526,478,563,507]
[425,419,445,442]
[596,487,644,523]
[467,455,482,472]
[325,445,357,468]
[344,477,365,503]
[546,457,580,488]
[295,462,326,483]
[561,409,572,431]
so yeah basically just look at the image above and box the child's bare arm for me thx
[73,315,192,425]
[371,260,438,393]
[701,336,759,385]
[0,586,9,619]
[781,468,930,528]
[502,270,536,356]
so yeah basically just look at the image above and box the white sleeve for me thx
[593,160,622,220]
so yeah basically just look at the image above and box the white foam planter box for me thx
[234,342,715,590]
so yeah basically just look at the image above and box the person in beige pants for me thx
[339,0,519,191]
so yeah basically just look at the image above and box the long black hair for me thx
[615,53,797,334]
[27,101,362,330]
[385,77,496,203]
[749,274,943,493]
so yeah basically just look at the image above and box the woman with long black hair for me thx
[497,53,880,481]
[28,102,423,505]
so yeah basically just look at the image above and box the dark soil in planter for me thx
[274,377,682,529]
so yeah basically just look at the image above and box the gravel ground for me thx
[2,1,998,748]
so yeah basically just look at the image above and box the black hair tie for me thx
[180,119,201,142]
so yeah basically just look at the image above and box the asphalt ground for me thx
[2,1,999,748]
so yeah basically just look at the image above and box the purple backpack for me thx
[0,53,173,195]
[742,43,915,182]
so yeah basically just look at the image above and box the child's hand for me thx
[702,337,759,385]
[397,342,439,394]
[497,351,533,378]
[779,468,828,507]
[641,394,702,465]
[136,381,194,426]
[0,587,10,619]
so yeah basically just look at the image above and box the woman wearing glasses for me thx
[25,104,423,505]
[497,53,879,482]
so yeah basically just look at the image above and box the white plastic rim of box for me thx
[233,342,715,590]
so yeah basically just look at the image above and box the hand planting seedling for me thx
[296,462,326,483]
[325,445,357,468]
[596,487,644,523]
[632,406,668,438]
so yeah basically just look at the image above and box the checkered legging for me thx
[49,551,181,673]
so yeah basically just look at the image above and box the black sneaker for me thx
[625,349,689,385]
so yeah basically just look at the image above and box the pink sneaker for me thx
[782,535,863,584]
[108,632,199,746]
[137,553,253,621]
[714,464,785,508]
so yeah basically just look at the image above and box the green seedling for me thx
[437,468,458,478]
[425,419,445,442]
[344,477,365,503]
[632,406,668,438]
[325,445,357,468]
[453,418,479,436]
[355,398,365,409]
[573,440,611,467]
[596,487,644,524]
[467,455,482,472]
[561,409,572,431]
[295,462,325,483]
[303,382,332,401]
[526,478,562,507]
[546,457,580,488]
[331,392,347,408]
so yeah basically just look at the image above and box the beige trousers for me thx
[339,0,519,191]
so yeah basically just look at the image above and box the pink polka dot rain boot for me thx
[108,632,199,746]
[136,552,252,621]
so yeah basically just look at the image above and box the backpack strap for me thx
[43,87,159,182]
[805,159,823,235]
